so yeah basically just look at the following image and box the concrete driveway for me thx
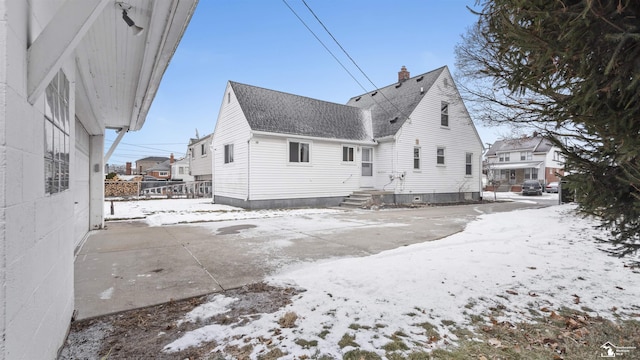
[74,200,553,320]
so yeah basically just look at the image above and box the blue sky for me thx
[106,0,500,165]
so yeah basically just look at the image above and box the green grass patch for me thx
[294,338,318,349]
[343,349,381,360]
[338,333,358,349]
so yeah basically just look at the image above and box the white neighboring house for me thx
[212,66,484,209]
[188,133,213,181]
[171,156,195,182]
[485,135,565,190]
[0,1,197,358]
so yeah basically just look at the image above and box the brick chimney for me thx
[170,153,175,164]
[398,65,410,82]
[125,162,132,175]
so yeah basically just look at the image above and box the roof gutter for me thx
[250,130,377,145]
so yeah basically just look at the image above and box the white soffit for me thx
[74,0,198,133]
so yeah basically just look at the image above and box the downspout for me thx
[247,135,252,203]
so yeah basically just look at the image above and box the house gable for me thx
[346,67,445,138]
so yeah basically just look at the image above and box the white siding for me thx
[249,135,361,200]
[373,141,395,189]
[1,2,75,358]
[188,135,212,180]
[393,69,483,194]
[212,84,251,199]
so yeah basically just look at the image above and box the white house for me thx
[0,1,197,358]
[212,66,484,209]
[171,156,195,182]
[485,135,565,190]
[188,133,213,181]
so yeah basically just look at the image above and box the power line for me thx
[281,0,369,95]
[300,0,410,119]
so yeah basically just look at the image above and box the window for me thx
[201,143,206,156]
[524,168,538,180]
[227,92,231,103]
[190,147,194,158]
[440,101,449,127]
[158,171,168,177]
[413,147,421,169]
[520,151,532,161]
[499,152,510,162]
[342,146,355,162]
[289,141,310,163]
[224,144,234,163]
[179,167,185,175]
[436,147,445,165]
[44,70,70,194]
[465,153,472,175]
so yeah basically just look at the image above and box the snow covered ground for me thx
[130,196,640,359]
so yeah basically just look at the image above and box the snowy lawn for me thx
[104,198,345,226]
[161,204,639,359]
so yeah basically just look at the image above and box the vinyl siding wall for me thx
[213,84,251,200]
[392,70,483,195]
[249,135,362,200]
[189,136,212,180]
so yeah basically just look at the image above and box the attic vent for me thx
[371,91,378,96]
[416,75,424,82]
[355,96,361,102]
[395,82,402,88]
[390,117,398,124]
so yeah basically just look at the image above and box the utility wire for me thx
[300,0,410,119]
[282,0,397,120]
[281,0,368,94]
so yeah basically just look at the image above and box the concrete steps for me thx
[340,191,373,208]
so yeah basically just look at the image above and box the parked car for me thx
[545,181,559,193]
[522,180,542,196]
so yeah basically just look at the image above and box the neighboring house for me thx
[485,135,564,189]
[171,156,194,182]
[135,156,170,175]
[0,1,197,358]
[146,160,171,180]
[212,66,483,209]
[188,133,213,181]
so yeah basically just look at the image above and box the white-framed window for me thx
[342,146,355,162]
[44,70,70,194]
[289,141,310,163]
[440,101,449,127]
[413,147,421,169]
[436,147,445,165]
[224,144,234,164]
[179,167,185,175]
[465,153,472,175]
[201,143,207,156]
[159,171,168,177]
[499,152,510,162]
[520,151,532,161]
[524,168,538,180]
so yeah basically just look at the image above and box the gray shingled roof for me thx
[346,67,446,138]
[136,156,169,162]
[486,136,553,156]
[230,82,370,141]
[147,159,171,171]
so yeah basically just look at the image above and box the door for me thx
[360,147,374,188]
[73,119,90,251]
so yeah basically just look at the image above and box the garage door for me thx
[73,118,90,251]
